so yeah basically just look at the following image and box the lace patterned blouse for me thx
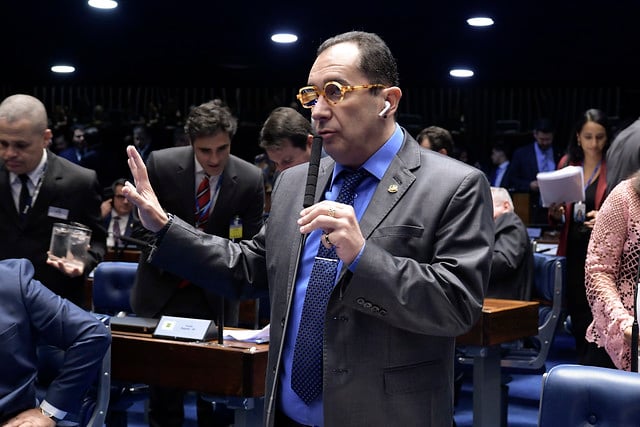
[585,177,640,370]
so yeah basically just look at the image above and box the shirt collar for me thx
[11,149,47,185]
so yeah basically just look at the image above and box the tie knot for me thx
[341,168,369,184]
[335,169,369,206]
[19,174,29,184]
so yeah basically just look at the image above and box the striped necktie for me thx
[195,173,211,229]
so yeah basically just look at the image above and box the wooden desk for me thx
[111,331,268,425]
[457,298,539,427]
[111,299,537,427]
[104,248,141,262]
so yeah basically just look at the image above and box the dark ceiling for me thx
[3,1,640,88]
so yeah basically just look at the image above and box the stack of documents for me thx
[537,166,584,207]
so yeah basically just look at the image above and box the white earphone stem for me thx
[378,101,391,117]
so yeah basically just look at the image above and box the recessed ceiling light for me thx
[449,69,474,78]
[467,17,494,27]
[51,65,76,74]
[88,0,118,10]
[271,33,298,44]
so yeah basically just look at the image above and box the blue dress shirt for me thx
[280,125,403,426]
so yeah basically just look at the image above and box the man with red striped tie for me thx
[130,99,265,427]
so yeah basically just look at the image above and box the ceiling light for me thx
[449,69,474,78]
[271,33,298,44]
[51,65,76,74]
[467,17,494,27]
[88,0,118,10]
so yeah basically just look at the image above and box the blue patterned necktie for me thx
[291,168,370,404]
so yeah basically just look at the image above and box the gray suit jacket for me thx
[605,117,640,193]
[150,131,494,426]
[487,211,533,300]
[131,146,264,320]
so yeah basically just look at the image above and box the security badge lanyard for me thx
[573,161,601,223]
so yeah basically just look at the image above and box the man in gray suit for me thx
[124,31,494,427]
[131,99,264,426]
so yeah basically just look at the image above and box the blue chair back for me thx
[539,364,640,426]
[92,261,138,315]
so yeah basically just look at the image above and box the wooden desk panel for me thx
[456,298,539,346]
[104,248,141,262]
[111,332,268,397]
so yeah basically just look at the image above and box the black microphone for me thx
[632,263,639,372]
[96,223,151,249]
[303,134,324,208]
[267,134,323,420]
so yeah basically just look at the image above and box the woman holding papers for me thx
[584,170,640,371]
[548,108,612,366]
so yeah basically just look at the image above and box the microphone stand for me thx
[265,134,323,420]
[632,262,640,372]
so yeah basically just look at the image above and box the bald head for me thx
[0,94,49,134]
[490,186,514,219]
[0,94,51,175]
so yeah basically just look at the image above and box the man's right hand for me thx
[122,145,168,233]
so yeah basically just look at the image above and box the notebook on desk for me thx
[110,315,159,333]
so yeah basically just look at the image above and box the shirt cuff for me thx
[40,401,67,422]
[348,241,366,271]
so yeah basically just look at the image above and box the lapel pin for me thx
[387,184,398,193]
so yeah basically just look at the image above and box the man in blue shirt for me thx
[123,31,494,427]
[505,118,557,225]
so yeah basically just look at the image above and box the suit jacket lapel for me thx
[358,138,419,239]
[175,148,195,223]
[212,157,236,218]
[30,153,61,222]
[0,166,20,224]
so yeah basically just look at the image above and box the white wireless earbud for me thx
[378,100,391,117]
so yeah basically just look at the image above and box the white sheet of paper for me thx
[537,166,585,207]
[223,324,270,343]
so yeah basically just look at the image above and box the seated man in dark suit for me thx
[101,178,141,249]
[487,186,533,300]
[0,258,110,425]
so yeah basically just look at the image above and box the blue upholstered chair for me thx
[92,261,138,315]
[538,364,640,426]
[91,261,147,426]
[500,253,566,371]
